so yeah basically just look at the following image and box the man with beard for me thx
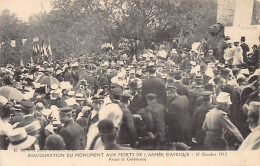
[202,92,244,150]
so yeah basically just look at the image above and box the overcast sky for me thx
[0,0,52,22]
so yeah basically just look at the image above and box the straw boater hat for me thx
[8,128,36,150]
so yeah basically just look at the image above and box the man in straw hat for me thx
[202,92,244,150]
[8,128,38,150]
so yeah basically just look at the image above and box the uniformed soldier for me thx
[202,92,244,150]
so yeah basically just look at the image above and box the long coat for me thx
[141,76,167,107]
[117,104,137,146]
[167,95,192,145]
[58,120,85,150]
[128,94,142,114]
[192,102,215,146]
[146,101,167,142]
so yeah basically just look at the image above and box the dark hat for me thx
[166,85,177,91]
[146,93,157,100]
[119,93,132,99]
[45,134,65,150]
[98,119,117,136]
[195,75,203,80]
[59,107,73,113]
[241,36,245,42]
[201,91,212,97]
[200,63,207,73]
[21,100,35,109]
[128,80,138,89]
[225,36,231,41]
[110,87,123,96]
[91,95,105,101]
[172,70,182,75]
[213,70,220,75]
[220,68,230,78]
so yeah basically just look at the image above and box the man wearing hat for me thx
[117,93,137,147]
[141,63,167,107]
[202,92,244,150]
[58,107,85,150]
[90,95,105,124]
[97,119,132,150]
[128,80,143,114]
[8,128,38,150]
[240,36,249,64]
[9,104,23,125]
[166,86,192,146]
[172,70,190,99]
[15,100,42,149]
[144,93,167,150]
[192,91,215,149]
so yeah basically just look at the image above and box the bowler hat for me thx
[59,107,73,113]
[146,93,157,100]
[98,119,117,136]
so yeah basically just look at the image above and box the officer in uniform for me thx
[58,107,85,150]
[202,92,244,150]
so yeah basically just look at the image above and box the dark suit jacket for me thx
[141,76,167,107]
[192,102,215,144]
[128,94,142,114]
[167,95,192,143]
[146,101,167,142]
[59,120,85,150]
[117,105,137,146]
[173,81,190,99]
[64,72,75,82]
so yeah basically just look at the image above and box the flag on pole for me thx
[10,40,16,47]
[22,39,27,45]
[33,37,39,43]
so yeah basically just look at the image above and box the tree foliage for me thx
[0,0,217,63]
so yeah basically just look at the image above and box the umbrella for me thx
[0,86,24,101]
[37,76,60,87]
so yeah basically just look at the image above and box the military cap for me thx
[119,93,132,99]
[91,95,105,101]
[110,87,123,96]
[172,70,182,75]
[166,85,178,91]
[220,68,230,78]
[21,100,35,109]
[59,107,73,113]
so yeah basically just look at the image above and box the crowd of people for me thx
[0,35,259,151]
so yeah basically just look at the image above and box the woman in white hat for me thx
[202,92,244,150]
[238,101,260,150]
